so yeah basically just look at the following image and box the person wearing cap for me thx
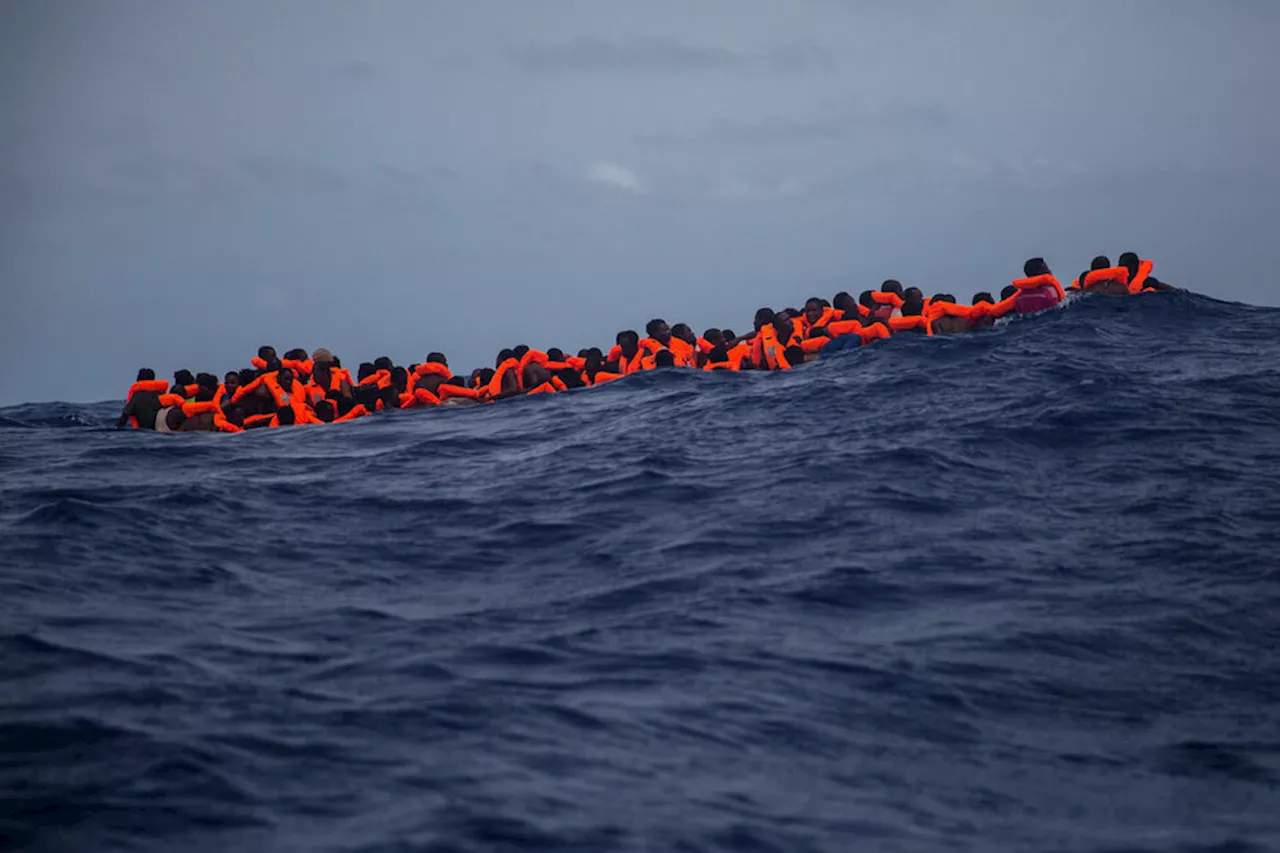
[306,347,353,404]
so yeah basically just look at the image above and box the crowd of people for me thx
[116,252,1174,433]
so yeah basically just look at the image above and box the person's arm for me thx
[115,396,137,429]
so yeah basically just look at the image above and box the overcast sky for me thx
[2,0,1278,404]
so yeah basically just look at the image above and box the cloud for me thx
[585,161,644,193]
[638,101,954,148]
[511,37,832,74]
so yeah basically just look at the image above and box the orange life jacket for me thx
[668,338,695,367]
[281,358,313,382]
[926,302,976,322]
[123,379,170,428]
[584,370,624,386]
[516,350,549,390]
[262,372,310,422]
[799,307,837,337]
[1011,273,1066,301]
[525,380,559,395]
[974,293,1018,320]
[213,412,243,433]
[180,400,219,417]
[1082,267,1131,290]
[1127,260,1155,294]
[438,384,483,402]
[488,358,520,398]
[357,369,391,389]
[333,404,369,423]
[889,315,931,335]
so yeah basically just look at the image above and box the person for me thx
[611,330,645,374]
[1118,252,1176,292]
[153,402,187,433]
[218,371,241,409]
[1077,255,1132,295]
[171,369,197,398]
[970,292,996,328]
[668,323,697,366]
[253,346,280,374]
[639,318,674,364]
[1010,257,1065,314]
[488,349,521,399]
[925,293,977,335]
[116,369,174,429]
[308,348,353,403]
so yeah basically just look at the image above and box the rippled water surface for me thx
[3,293,1280,852]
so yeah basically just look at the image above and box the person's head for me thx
[276,368,295,387]
[426,351,448,366]
[881,279,903,295]
[859,290,877,310]
[803,298,825,326]
[708,344,729,364]
[617,330,640,358]
[703,328,725,347]
[784,345,805,366]
[174,369,195,387]
[833,291,855,313]
[901,293,925,316]
[283,348,308,362]
[753,307,776,332]
[932,293,957,305]
[653,349,676,368]
[373,356,394,372]
[1090,255,1111,271]
[513,344,530,359]
[721,328,736,341]
[546,347,565,362]
[670,323,695,345]
[584,349,604,371]
[311,347,334,365]
[164,407,187,431]
[357,362,376,382]
[1000,285,1018,300]
[224,371,241,394]
[195,373,218,399]
[771,314,794,341]
[1118,252,1140,277]
[390,366,409,393]
[496,349,515,367]
[313,400,335,422]
[645,318,671,345]
[136,368,155,382]
[222,404,245,427]
[903,286,924,304]
[257,345,276,363]
[972,292,994,305]
[275,406,296,426]
[238,368,257,387]
[1023,257,1051,278]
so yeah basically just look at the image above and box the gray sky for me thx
[2,0,1278,405]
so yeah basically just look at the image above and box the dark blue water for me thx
[3,292,1279,853]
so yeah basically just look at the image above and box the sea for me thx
[2,292,1279,853]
